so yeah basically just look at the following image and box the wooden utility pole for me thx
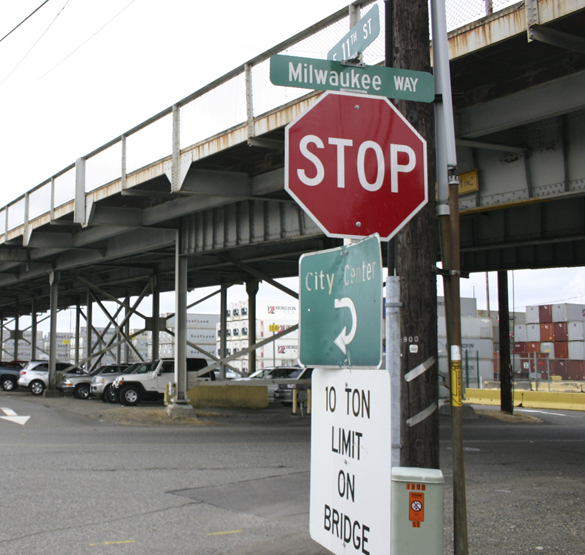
[392,1,440,469]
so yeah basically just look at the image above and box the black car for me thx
[0,361,24,391]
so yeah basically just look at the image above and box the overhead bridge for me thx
[0,0,583,379]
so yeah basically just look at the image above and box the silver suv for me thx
[18,360,77,395]
[90,362,141,402]
[58,363,130,400]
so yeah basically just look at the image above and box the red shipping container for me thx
[553,322,568,342]
[513,342,528,354]
[554,342,569,359]
[540,323,555,342]
[550,360,570,379]
[568,360,585,380]
[526,342,540,353]
[539,305,553,323]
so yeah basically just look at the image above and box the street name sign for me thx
[310,367,391,554]
[327,4,380,62]
[285,90,428,240]
[270,54,435,103]
[299,234,382,368]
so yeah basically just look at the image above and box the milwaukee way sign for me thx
[270,54,434,103]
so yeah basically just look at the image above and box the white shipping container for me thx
[256,300,299,321]
[540,342,554,354]
[186,329,216,345]
[165,313,220,329]
[526,306,540,324]
[568,321,585,341]
[437,296,477,318]
[568,341,585,361]
[526,324,541,342]
[514,324,527,342]
[553,303,585,323]
[444,337,495,360]
[439,317,493,339]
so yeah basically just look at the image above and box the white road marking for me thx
[0,407,30,425]
[517,409,580,418]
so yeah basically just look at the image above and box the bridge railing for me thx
[0,0,519,240]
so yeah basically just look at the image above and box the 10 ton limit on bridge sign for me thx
[310,368,391,554]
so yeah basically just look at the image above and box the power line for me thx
[0,0,52,44]
[38,0,138,82]
[0,0,71,88]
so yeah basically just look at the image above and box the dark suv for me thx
[0,361,24,391]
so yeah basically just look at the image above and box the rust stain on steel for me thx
[448,7,526,59]
[447,0,579,60]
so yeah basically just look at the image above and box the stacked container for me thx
[514,304,585,380]
[437,310,495,389]
[216,300,300,371]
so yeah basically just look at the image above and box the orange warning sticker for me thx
[409,492,425,522]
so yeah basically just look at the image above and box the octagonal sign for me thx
[285,91,427,240]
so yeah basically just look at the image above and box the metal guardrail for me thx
[0,0,520,240]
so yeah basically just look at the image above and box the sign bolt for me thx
[356,221,361,227]
[354,105,360,110]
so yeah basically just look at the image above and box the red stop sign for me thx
[285,91,427,240]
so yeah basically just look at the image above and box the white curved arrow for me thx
[334,297,357,354]
[1,408,30,426]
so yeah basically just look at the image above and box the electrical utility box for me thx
[391,467,444,554]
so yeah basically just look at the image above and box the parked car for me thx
[90,363,141,402]
[273,367,313,406]
[57,363,130,399]
[18,360,78,395]
[113,358,212,406]
[233,366,305,401]
[0,361,24,391]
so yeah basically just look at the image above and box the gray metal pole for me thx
[124,297,130,363]
[246,280,259,375]
[86,289,93,370]
[386,276,401,467]
[175,237,188,402]
[31,297,37,361]
[13,300,19,361]
[47,271,60,394]
[75,303,80,365]
[152,275,160,360]
[220,285,228,379]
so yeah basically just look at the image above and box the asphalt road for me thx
[0,391,583,555]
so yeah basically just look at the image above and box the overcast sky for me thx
[1,0,584,331]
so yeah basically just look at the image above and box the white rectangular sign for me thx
[310,368,391,554]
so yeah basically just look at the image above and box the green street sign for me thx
[327,4,380,62]
[299,234,383,368]
[270,54,435,103]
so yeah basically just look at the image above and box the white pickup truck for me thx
[113,358,214,406]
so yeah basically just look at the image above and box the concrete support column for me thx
[46,271,60,395]
[246,280,259,376]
